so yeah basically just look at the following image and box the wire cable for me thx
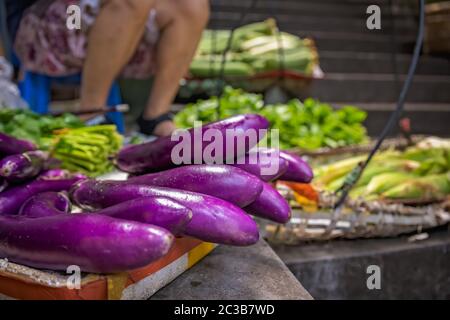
[215,0,259,116]
[328,0,426,229]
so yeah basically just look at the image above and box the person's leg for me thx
[80,0,156,109]
[140,0,210,136]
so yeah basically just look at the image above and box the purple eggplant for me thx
[38,169,71,180]
[18,192,71,218]
[245,181,291,223]
[115,114,269,173]
[0,150,48,182]
[0,214,173,273]
[0,132,37,156]
[0,177,85,215]
[232,148,289,182]
[38,169,87,181]
[278,151,314,183]
[71,180,259,246]
[95,197,192,235]
[0,178,8,193]
[127,165,263,207]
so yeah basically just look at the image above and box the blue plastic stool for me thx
[19,72,125,133]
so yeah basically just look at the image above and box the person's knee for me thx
[177,0,210,29]
[107,0,156,20]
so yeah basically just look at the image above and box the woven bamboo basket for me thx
[263,136,450,244]
[263,187,450,244]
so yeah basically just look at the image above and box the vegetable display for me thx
[0,109,82,148]
[0,109,122,177]
[174,87,368,150]
[313,139,450,203]
[191,19,319,78]
[0,115,314,274]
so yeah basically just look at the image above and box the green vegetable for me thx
[52,125,123,177]
[364,172,415,195]
[382,173,450,201]
[191,19,318,77]
[0,109,83,148]
[190,60,254,78]
[175,87,368,150]
[313,141,450,202]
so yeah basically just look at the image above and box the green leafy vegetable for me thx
[175,87,368,150]
[0,109,83,148]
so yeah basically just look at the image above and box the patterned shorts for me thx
[14,0,160,78]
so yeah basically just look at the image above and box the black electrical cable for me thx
[388,0,401,94]
[215,0,259,116]
[329,0,425,224]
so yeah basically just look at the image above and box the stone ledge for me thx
[152,240,312,300]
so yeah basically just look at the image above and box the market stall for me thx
[0,111,315,300]
[0,0,448,303]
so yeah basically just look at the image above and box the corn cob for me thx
[355,159,420,187]
[382,172,450,200]
[241,33,302,55]
[313,155,366,185]
[189,59,254,77]
[364,172,415,195]
[231,19,277,51]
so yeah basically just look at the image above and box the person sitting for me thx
[7,0,210,136]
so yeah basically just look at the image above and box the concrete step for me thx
[332,102,450,136]
[319,51,450,75]
[209,12,418,35]
[211,0,417,18]
[298,73,450,103]
[206,27,417,54]
[302,30,415,53]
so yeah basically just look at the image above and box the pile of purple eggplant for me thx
[0,114,313,275]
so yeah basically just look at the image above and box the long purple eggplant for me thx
[95,197,192,235]
[232,148,289,182]
[0,150,48,182]
[0,178,8,193]
[245,181,291,223]
[278,151,314,183]
[0,214,173,273]
[71,180,259,246]
[0,177,84,215]
[0,132,37,156]
[127,165,263,207]
[38,169,69,180]
[18,192,71,218]
[115,114,269,173]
